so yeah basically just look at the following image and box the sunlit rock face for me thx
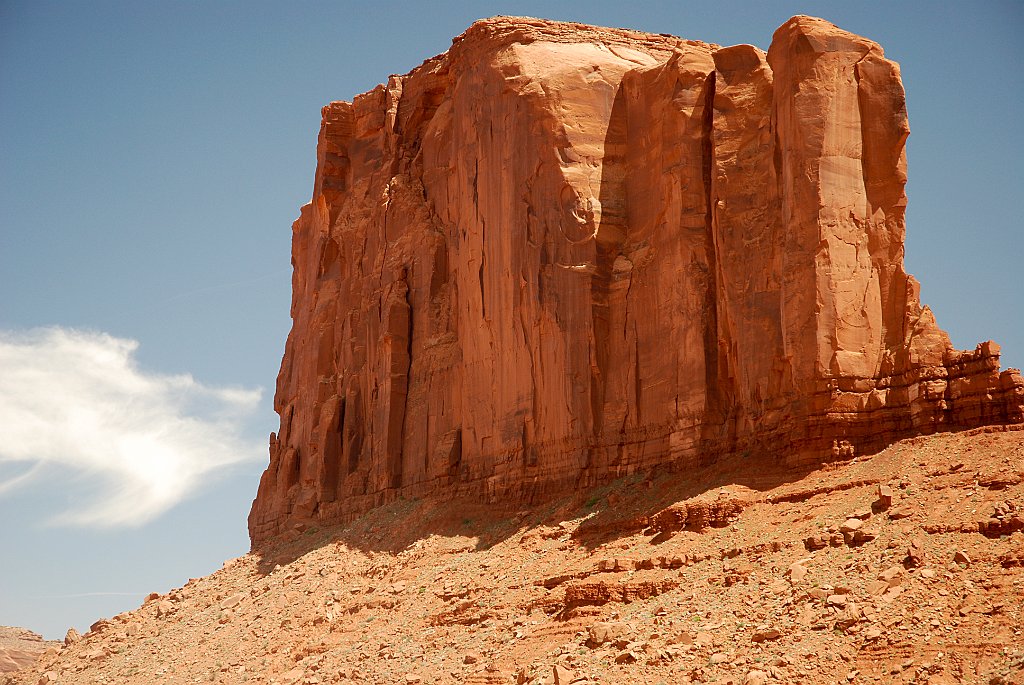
[248,15,1024,545]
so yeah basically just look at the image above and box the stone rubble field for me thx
[7,427,1023,685]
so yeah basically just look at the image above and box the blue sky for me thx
[1,1,1021,640]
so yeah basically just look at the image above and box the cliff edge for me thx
[249,15,1024,545]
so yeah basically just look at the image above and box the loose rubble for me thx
[4,428,1023,685]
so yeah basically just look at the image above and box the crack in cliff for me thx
[700,70,726,431]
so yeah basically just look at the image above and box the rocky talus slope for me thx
[247,15,1023,543]
[7,427,1024,685]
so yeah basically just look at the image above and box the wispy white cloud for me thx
[0,327,264,527]
[29,592,146,599]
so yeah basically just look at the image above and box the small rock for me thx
[744,670,769,685]
[874,485,893,511]
[219,592,245,610]
[64,628,82,646]
[280,669,305,685]
[144,592,160,602]
[804,535,828,551]
[83,647,106,662]
[849,528,877,546]
[88,618,110,634]
[155,600,174,618]
[552,664,575,684]
[920,568,936,579]
[613,651,637,664]
[953,550,971,566]
[905,539,925,568]
[586,621,628,647]
[827,594,848,607]
[788,561,809,583]
[463,652,479,665]
[751,628,781,643]
[840,518,863,545]
[710,652,729,664]
[879,566,903,586]
[404,675,422,684]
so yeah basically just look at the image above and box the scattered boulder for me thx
[552,664,576,684]
[751,627,782,643]
[827,594,849,608]
[874,485,893,511]
[744,669,769,685]
[905,539,926,568]
[804,535,828,551]
[219,592,245,610]
[586,621,629,647]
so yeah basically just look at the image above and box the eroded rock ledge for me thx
[248,15,1024,545]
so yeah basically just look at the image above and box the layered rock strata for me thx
[0,627,58,673]
[249,15,1023,544]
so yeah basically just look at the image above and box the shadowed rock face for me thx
[248,15,1024,545]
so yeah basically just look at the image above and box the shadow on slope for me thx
[252,450,827,576]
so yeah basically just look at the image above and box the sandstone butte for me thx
[248,15,1024,546]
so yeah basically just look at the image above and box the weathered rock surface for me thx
[249,15,1024,544]
[0,627,58,673]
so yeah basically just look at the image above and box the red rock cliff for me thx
[249,16,1024,544]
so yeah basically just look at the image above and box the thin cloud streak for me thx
[29,592,147,599]
[0,327,264,527]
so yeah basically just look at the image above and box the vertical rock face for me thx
[249,16,1024,545]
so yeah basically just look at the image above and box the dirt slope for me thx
[7,427,1024,685]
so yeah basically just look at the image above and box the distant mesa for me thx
[248,15,1024,545]
[0,627,59,673]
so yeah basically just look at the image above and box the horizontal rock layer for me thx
[249,15,1023,544]
[0,627,58,673]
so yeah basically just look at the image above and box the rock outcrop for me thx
[0,627,58,673]
[249,15,1024,544]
